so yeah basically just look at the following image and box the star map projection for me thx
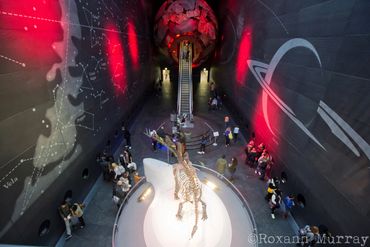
[0,0,151,234]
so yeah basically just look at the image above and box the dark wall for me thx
[211,0,370,235]
[0,0,154,244]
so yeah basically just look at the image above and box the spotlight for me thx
[138,187,152,202]
[203,179,218,191]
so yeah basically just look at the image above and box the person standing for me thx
[113,180,126,207]
[133,171,143,185]
[216,155,227,176]
[150,130,158,152]
[224,127,232,147]
[233,126,239,143]
[198,135,207,154]
[122,126,131,149]
[70,203,85,229]
[265,178,278,202]
[270,189,282,219]
[224,116,230,128]
[283,195,295,218]
[228,157,238,181]
[58,200,72,240]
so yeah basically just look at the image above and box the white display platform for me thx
[143,158,232,247]
[113,158,257,247]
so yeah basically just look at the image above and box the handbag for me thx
[228,132,233,139]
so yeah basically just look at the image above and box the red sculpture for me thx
[154,0,218,66]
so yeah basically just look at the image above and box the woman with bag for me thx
[270,189,282,219]
[70,203,85,228]
[224,127,232,147]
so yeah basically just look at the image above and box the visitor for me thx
[198,135,207,154]
[112,180,126,208]
[228,157,238,181]
[216,154,227,176]
[270,189,282,219]
[70,202,85,229]
[233,126,239,143]
[224,127,232,147]
[122,149,133,168]
[133,171,143,185]
[282,195,295,218]
[297,225,320,246]
[122,126,131,149]
[265,177,279,202]
[127,161,137,174]
[112,162,125,180]
[58,200,72,240]
[224,115,230,128]
[150,130,158,151]
[244,140,255,165]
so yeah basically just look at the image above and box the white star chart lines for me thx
[0,0,137,214]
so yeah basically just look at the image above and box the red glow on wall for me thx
[236,28,252,86]
[252,89,281,150]
[105,23,127,94]
[0,1,62,67]
[127,22,139,69]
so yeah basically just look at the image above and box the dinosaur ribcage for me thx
[178,170,201,202]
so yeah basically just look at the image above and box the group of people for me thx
[181,41,191,61]
[96,125,143,210]
[58,200,86,240]
[113,147,143,207]
[245,140,273,180]
[216,154,238,181]
[264,176,295,220]
[223,116,240,147]
[208,82,223,111]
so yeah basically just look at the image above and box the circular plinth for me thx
[113,158,257,247]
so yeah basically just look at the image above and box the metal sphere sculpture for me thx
[154,0,218,66]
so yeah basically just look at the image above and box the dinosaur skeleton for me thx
[144,130,207,238]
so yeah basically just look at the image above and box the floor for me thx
[62,78,298,247]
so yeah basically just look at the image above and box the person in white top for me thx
[127,162,137,173]
[233,127,239,143]
[112,163,125,180]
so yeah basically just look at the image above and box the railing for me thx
[176,42,193,120]
[112,166,258,247]
[112,177,147,247]
[188,43,193,119]
[177,42,183,115]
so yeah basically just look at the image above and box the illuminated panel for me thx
[105,23,127,94]
[236,28,252,86]
[127,21,139,69]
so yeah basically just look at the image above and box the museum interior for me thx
[0,0,369,246]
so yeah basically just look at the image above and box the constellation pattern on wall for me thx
[0,0,150,235]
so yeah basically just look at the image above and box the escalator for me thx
[177,42,193,121]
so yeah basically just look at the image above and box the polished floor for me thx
[62,78,298,247]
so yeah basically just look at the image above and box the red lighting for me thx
[252,89,281,151]
[127,21,139,69]
[105,23,127,94]
[0,1,62,68]
[236,28,253,86]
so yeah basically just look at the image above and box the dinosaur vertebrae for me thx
[176,164,201,202]
[144,130,207,238]
[174,157,207,238]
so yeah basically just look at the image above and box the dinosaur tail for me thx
[191,194,199,238]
